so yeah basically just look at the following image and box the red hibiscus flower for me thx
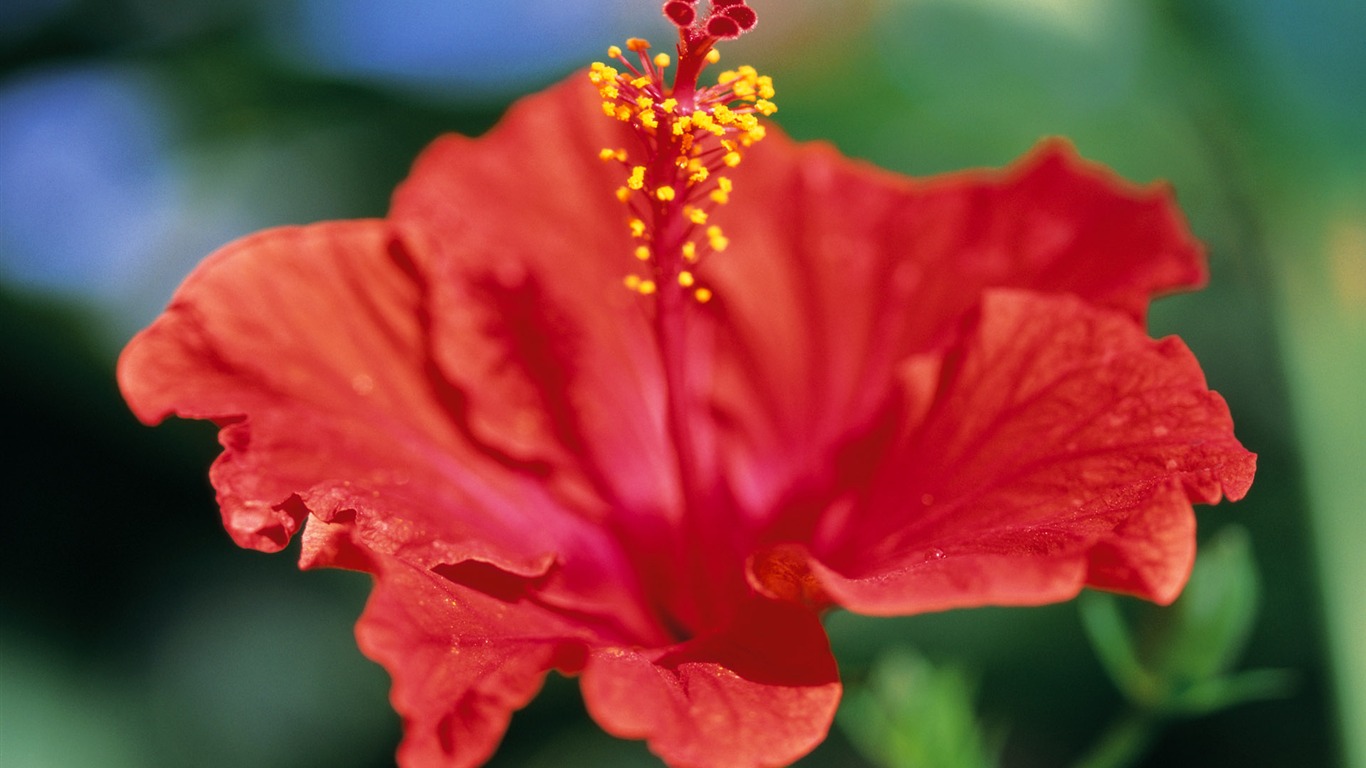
[118,4,1254,767]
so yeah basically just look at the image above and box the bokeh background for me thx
[2,0,1362,766]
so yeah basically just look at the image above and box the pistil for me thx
[590,0,771,632]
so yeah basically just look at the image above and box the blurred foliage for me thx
[839,649,999,768]
[2,0,1361,766]
[1076,528,1295,768]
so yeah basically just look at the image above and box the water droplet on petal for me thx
[924,547,945,562]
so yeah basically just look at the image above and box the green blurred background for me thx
[2,1,1361,766]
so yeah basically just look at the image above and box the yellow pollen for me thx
[602,102,617,117]
[635,96,654,109]
[639,110,658,129]
[638,279,657,295]
[686,206,708,224]
[634,245,651,261]
[706,49,721,64]
[660,98,678,113]
[717,177,733,193]
[615,186,631,202]
[607,45,622,58]
[707,225,729,252]
[627,38,650,52]
[631,76,650,88]
[694,286,713,303]
[654,53,671,69]
[678,271,695,287]
[755,99,777,116]
[628,218,646,237]
[682,241,698,261]
[723,151,742,167]
[656,186,676,201]
[615,105,632,122]
[624,274,641,289]
[627,166,646,190]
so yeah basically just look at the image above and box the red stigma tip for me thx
[705,15,741,39]
[664,0,696,28]
[721,4,757,31]
[663,0,757,39]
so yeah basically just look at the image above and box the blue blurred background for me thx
[2,0,1361,766]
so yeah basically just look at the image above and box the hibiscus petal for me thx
[116,221,610,580]
[355,554,591,768]
[708,135,1207,524]
[389,79,680,518]
[579,599,840,768]
[805,288,1254,613]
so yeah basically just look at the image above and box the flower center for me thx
[589,1,773,304]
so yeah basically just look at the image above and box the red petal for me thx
[804,289,1254,613]
[707,136,1208,526]
[390,79,681,520]
[116,222,617,581]
[580,599,840,768]
[356,556,591,768]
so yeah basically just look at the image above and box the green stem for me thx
[1071,711,1163,768]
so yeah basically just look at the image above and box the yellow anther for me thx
[627,166,646,190]
[689,166,710,183]
[686,206,708,224]
[671,119,687,136]
[615,105,633,121]
[627,38,651,52]
[678,271,696,287]
[638,279,657,295]
[711,177,733,205]
[723,151,742,167]
[640,110,658,129]
[628,218,646,237]
[624,274,641,290]
[654,53,671,69]
[599,148,618,161]
[707,225,729,252]
[616,187,631,203]
[635,96,654,109]
[631,76,650,88]
[602,102,618,117]
[601,84,619,99]
[694,287,713,303]
[634,245,651,261]
[660,98,678,113]
[713,104,735,124]
[655,186,676,201]
[706,49,721,64]
[718,69,738,85]
[755,99,777,116]
[758,76,775,100]
[607,45,623,58]
[682,241,698,262]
